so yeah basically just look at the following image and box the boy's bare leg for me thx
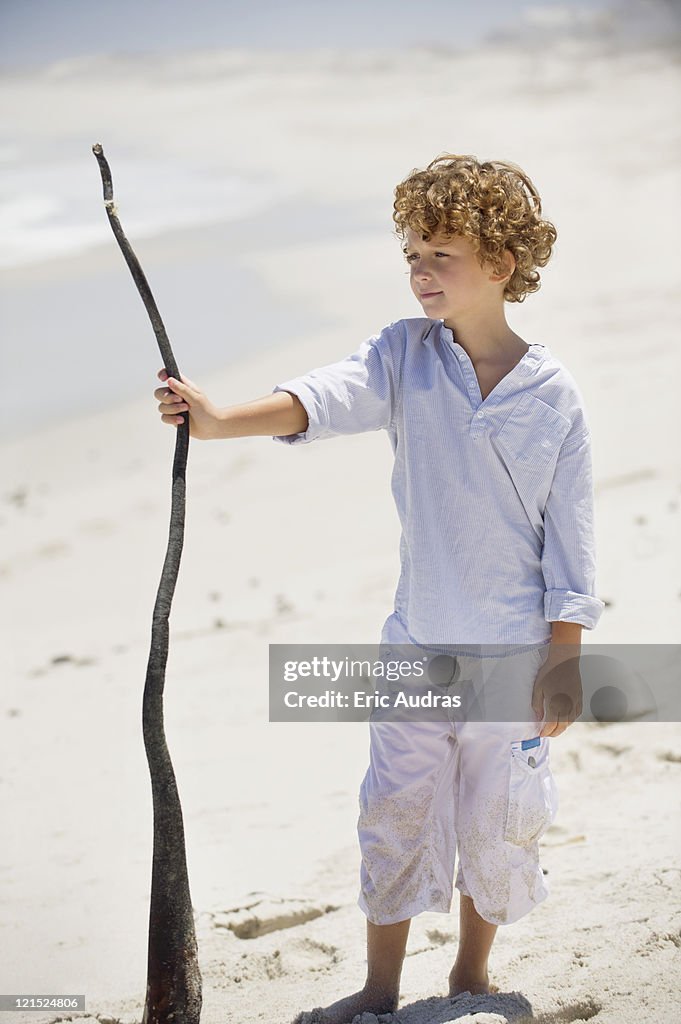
[449,894,497,996]
[303,918,410,1024]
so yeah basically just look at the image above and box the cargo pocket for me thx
[504,738,557,847]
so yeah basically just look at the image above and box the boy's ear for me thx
[489,249,516,284]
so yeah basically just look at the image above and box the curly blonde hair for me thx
[393,153,557,303]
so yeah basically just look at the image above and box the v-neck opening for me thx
[472,347,531,407]
[440,324,544,411]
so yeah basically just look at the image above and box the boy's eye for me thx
[404,252,450,262]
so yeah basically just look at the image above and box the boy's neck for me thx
[443,310,527,364]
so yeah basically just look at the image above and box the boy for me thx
[154,154,603,1023]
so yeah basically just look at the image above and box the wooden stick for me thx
[92,143,202,1024]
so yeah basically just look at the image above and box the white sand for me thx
[1,34,680,1024]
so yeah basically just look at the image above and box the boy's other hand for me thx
[532,648,583,738]
[154,368,222,440]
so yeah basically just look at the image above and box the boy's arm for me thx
[534,429,603,737]
[215,392,309,439]
[156,321,405,444]
[549,619,583,648]
[156,370,308,440]
[270,323,405,445]
[540,428,604,631]
[533,621,584,737]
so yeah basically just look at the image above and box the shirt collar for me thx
[438,321,546,377]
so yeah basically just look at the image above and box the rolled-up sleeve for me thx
[541,428,605,630]
[271,322,405,445]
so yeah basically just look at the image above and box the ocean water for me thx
[0,150,291,270]
[0,194,384,439]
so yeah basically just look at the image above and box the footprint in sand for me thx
[531,997,602,1023]
[426,928,456,947]
[657,750,681,764]
[280,936,341,973]
[213,896,338,940]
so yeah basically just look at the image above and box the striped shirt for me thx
[273,317,604,648]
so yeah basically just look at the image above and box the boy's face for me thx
[403,227,509,326]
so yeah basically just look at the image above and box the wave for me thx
[0,152,292,269]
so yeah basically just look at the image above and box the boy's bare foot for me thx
[448,962,492,997]
[293,984,398,1024]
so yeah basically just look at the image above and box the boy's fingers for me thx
[158,369,199,389]
[540,708,578,737]
[166,377,192,399]
[551,721,570,737]
[158,401,187,413]
[154,388,187,406]
[167,376,201,398]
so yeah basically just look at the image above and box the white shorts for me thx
[357,624,558,927]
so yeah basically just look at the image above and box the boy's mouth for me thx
[420,291,443,299]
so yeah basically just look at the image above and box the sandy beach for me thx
[1,24,681,1024]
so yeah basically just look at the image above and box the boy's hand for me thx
[154,368,223,440]
[531,647,583,738]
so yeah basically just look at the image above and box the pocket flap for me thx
[495,393,571,470]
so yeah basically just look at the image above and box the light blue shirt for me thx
[273,318,604,647]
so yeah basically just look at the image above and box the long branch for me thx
[92,143,201,1024]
